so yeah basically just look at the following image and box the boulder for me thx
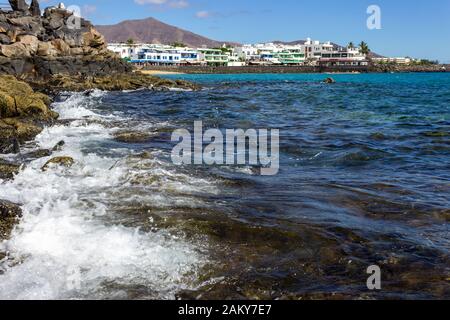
[51,38,70,55]
[41,156,74,171]
[36,41,58,56]
[323,77,336,84]
[0,75,57,121]
[0,42,31,58]
[82,28,106,49]
[30,0,41,17]
[0,199,22,240]
[8,0,29,12]
[17,34,39,54]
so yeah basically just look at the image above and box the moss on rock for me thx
[0,159,21,180]
[41,156,74,171]
[30,73,200,93]
[0,200,22,241]
[0,75,57,120]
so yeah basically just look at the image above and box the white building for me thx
[372,57,412,65]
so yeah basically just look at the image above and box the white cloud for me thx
[169,0,189,9]
[196,10,211,19]
[134,0,189,8]
[134,0,168,4]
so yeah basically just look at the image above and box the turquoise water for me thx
[115,72,450,298]
[1,73,448,299]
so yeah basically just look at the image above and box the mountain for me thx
[95,17,238,48]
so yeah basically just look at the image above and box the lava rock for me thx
[52,140,65,151]
[8,0,29,12]
[0,137,19,154]
[41,156,74,171]
[30,0,41,17]
[0,199,22,240]
[0,159,21,180]
[113,131,154,144]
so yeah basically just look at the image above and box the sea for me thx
[0,73,449,299]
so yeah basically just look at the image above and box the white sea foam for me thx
[0,92,206,300]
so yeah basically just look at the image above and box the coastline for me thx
[138,70,186,75]
[139,64,449,74]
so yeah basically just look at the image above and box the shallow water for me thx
[1,73,449,299]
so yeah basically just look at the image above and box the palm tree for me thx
[359,41,371,56]
[348,42,355,49]
[126,38,135,45]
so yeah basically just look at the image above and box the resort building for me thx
[107,38,371,67]
[133,48,182,65]
[318,47,368,66]
[197,48,229,66]
[372,57,412,65]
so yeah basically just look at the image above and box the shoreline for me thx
[138,64,449,75]
[138,70,186,75]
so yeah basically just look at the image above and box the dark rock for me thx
[52,140,65,151]
[0,34,11,45]
[0,199,22,240]
[23,148,51,159]
[29,0,41,17]
[0,137,19,154]
[8,0,29,12]
[323,77,336,84]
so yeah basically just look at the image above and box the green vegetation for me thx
[213,47,233,54]
[359,41,370,55]
[126,38,135,45]
[171,42,187,48]
[412,59,439,66]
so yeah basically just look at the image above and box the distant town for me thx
[108,38,436,68]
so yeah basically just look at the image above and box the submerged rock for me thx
[23,148,51,159]
[0,159,21,180]
[113,131,154,143]
[0,199,22,240]
[52,140,65,151]
[323,77,336,84]
[41,156,74,171]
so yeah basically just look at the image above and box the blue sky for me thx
[39,0,450,62]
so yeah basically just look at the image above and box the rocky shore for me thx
[140,64,448,74]
[0,1,131,78]
[0,1,200,242]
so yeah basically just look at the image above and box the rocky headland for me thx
[0,0,131,78]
